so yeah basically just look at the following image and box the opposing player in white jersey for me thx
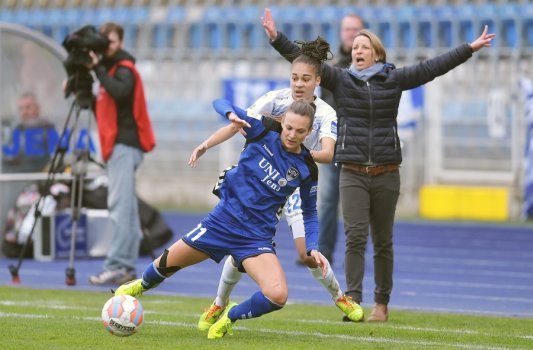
[189,40,364,326]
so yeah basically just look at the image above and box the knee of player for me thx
[263,286,288,306]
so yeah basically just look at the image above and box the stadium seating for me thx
[522,4,533,49]
[0,2,531,57]
[415,5,436,49]
[499,4,520,49]
[153,6,185,49]
[2,0,526,216]
[433,4,457,48]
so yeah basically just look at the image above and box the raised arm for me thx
[397,25,495,91]
[262,8,301,63]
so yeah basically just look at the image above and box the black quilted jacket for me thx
[271,31,473,165]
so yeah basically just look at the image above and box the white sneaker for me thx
[89,268,136,286]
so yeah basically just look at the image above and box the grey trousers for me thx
[339,167,400,305]
[103,144,143,273]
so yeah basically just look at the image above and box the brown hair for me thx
[99,22,124,41]
[356,29,387,63]
[288,100,316,129]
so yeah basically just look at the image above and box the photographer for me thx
[85,22,156,285]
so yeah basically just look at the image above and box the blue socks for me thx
[141,262,166,289]
[228,291,283,322]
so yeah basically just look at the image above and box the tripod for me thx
[8,97,102,286]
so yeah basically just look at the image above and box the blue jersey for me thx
[206,99,319,253]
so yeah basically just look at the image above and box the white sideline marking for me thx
[296,319,533,341]
[0,310,527,350]
[2,299,532,340]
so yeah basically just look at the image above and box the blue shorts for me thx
[180,218,276,272]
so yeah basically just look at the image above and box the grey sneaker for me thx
[89,268,136,286]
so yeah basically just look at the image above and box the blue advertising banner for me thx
[54,211,88,259]
[2,126,98,173]
[2,127,96,157]
[222,78,290,108]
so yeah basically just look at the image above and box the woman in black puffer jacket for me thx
[261,8,495,322]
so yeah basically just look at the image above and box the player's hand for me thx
[188,142,208,168]
[261,8,278,41]
[470,25,495,52]
[228,112,251,130]
[310,250,329,277]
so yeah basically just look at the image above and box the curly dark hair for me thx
[287,36,333,77]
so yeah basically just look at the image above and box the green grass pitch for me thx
[1,286,532,349]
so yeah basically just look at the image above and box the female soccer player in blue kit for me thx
[114,99,327,339]
[189,40,363,329]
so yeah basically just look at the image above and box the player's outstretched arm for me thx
[469,25,495,52]
[188,124,239,168]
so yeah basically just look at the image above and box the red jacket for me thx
[95,60,156,161]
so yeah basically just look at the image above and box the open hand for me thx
[188,142,208,168]
[261,8,278,41]
[470,25,496,52]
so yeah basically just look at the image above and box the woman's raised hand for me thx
[261,8,278,41]
[470,25,496,52]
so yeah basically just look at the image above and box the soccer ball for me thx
[101,295,144,337]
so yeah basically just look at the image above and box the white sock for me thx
[308,263,342,300]
[214,256,242,307]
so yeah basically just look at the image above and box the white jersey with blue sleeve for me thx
[247,88,338,151]
[206,98,320,253]
[247,88,337,239]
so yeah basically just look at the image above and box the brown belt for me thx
[342,163,400,176]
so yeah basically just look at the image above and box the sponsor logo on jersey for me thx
[312,120,321,132]
[310,185,318,194]
[259,157,282,191]
[331,121,337,136]
[286,166,300,181]
[262,144,274,157]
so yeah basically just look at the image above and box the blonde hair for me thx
[356,29,387,63]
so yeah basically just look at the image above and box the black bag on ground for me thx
[137,199,173,256]
[81,181,173,256]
